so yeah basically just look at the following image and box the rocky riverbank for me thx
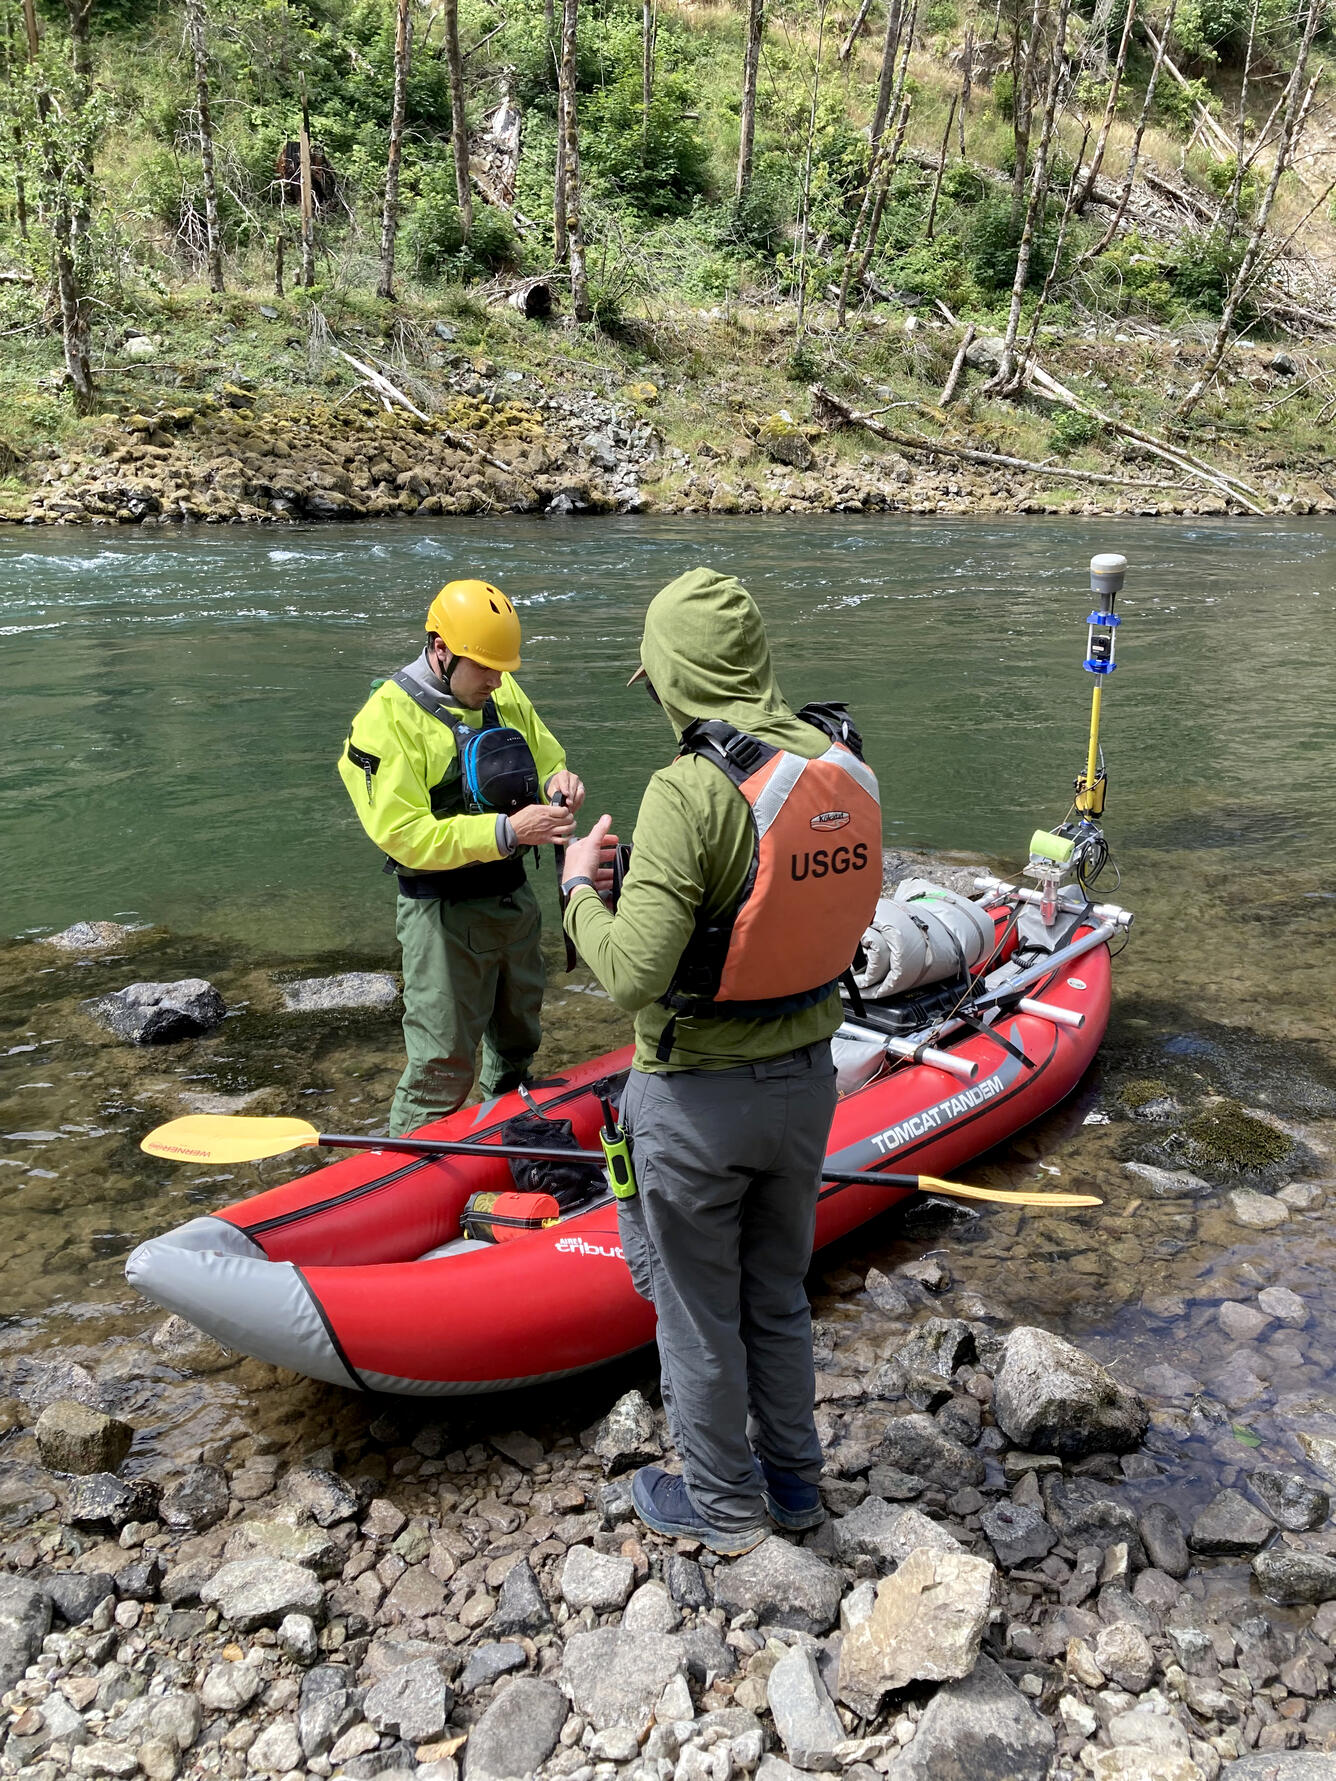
[5,1297,1336,1781]
[7,325,1335,528]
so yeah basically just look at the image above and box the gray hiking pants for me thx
[618,1041,838,1534]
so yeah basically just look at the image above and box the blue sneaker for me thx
[630,1467,768,1556]
[756,1458,826,1531]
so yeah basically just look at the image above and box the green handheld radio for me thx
[598,1096,637,1200]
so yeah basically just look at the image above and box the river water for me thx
[3,515,1336,1529]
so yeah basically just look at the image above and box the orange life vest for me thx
[661,705,882,1049]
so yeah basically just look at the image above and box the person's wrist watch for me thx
[563,876,598,896]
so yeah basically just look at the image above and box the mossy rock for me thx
[1181,1100,1294,1172]
[757,412,815,470]
[1120,1077,1173,1110]
[623,381,659,404]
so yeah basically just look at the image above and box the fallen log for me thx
[938,325,975,406]
[332,347,514,474]
[809,383,1198,495]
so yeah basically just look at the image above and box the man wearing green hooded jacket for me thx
[560,567,881,1555]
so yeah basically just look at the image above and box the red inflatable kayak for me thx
[126,888,1124,1396]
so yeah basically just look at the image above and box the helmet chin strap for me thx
[431,637,459,693]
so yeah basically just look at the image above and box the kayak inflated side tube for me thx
[125,1215,365,1390]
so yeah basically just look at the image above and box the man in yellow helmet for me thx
[338,579,584,1135]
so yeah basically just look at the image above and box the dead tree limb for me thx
[185,0,224,293]
[839,0,874,61]
[737,0,765,196]
[925,95,958,237]
[1177,0,1323,422]
[378,0,412,297]
[1073,0,1134,211]
[333,348,515,472]
[938,325,975,404]
[1075,0,1178,268]
[810,383,1196,491]
[443,0,473,239]
[1141,21,1233,158]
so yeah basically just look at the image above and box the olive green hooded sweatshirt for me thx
[565,567,845,1072]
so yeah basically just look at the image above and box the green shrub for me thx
[725,155,797,255]
[941,163,988,206]
[885,236,968,304]
[1168,227,1245,313]
[403,169,518,280]
[964,193,1064,293]
[1048,408,1103,454]
[582,74,712,216]
[1174,0,1290,58]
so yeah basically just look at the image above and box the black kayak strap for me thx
[392,669,499,735]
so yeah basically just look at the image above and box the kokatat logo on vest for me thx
[810,810,850,831]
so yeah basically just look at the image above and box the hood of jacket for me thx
[638,567,824,756]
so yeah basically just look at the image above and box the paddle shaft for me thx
[318,1134,606,1165]
[552,791,579,974]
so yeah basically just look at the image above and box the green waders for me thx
[390,881,546,1137]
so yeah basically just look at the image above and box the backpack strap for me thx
[678,718,776,786]
[796,701,865,760]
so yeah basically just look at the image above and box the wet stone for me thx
[895,1317,974,1379]
[1218,1302,1273,1341]
[286,1464,361,1526]
[1138,1504,1191,1578]
[159,1463,229,1530]
[63,1471,159,1530]
[149,1314,233,1373]
[993,1326,1149,1459]
[1189,1488,1275,1556]
[876,1412,985,1487]
[35,1399,133,1475]
[279,970,399,1012]
[1257,1286,1309,1327]
[1253,1548,1336,1605]
[1227,1189,1290,1230]
[713,1535,844,1634]
[83,977,225,1043]
[41,920,137,951]
[981,1500,1057,1568]
[1248,1469,1330,1531]
[864,1268,916,1318]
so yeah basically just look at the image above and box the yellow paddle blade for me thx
[918,1175,1103,1209]
[141,1115,323,1164]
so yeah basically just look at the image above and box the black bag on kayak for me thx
[502,1113,604,1210]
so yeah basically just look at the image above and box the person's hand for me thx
[563,814,621,894]
[511,801,577,846]
[546,769,586,813]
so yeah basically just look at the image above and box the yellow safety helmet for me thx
[425,579,522,672]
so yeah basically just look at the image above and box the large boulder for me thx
[883,1653,1055,1781]
[757,413,815,470]
[713,1536,844,1635]
[837,1549,996,1717]
[63,1472,159,1531]
[84,978,225,1043]
[1247,1469,1329,1532]
[35,1400,133,1475]
[279,972,399,1013]
[874,1413,985,1487]
[159,1464,229,1531]
[1189,1489,1274,1556]
[993,1327,1148,1458]
[466,1676,568,1781]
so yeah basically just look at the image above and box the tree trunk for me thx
[443,0,472,239]
[925,94,957,236]
[378,0,412,296]
[1177,0,1322,421]
[1010,0,1048,225]
[794,0,828,334]
[185,0,224,292]
[836,90,910,322]
[989,0,1071,393]
[839,0,874,62]
[957,25,973,153]
[1075,0,1176,266]
[642,0,655,124]
[559,0,589,318]
[64,0,93,274]
[4,3,27,235]
[299,79,315,288]
[736,0,764,198]
[24,0,93,407]
[274,228,284,297]
[869,0,903,145]
[1073,0,1134,210]
[1218,0,1260,245]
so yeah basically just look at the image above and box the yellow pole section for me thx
[1083,684,1103,795]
